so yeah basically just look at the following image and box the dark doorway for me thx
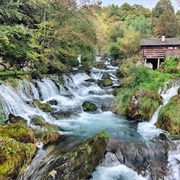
[146,58,164,69]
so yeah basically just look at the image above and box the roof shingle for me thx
[140,38,180,46]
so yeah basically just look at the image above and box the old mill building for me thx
[140,36,180,69]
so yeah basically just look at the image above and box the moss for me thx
[126,89,162,121]
[82,101,97,111]
[31,116,60,146]
[98,78,113,87]
[112,88,134,115]
[31,116,46,126]
[34,99,53,112]
[157,95,180,137]
[0,121,35,143]
[0,137,36,179]
[42,132,109,180]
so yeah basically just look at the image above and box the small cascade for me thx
[165,143,180,180]
[91,164,146,180]
[36,78,60,100]
[101,152,121,167]
[138,83,180,141]
[17,79,40,100]
[90,71,103,80]
[0,84,53,123]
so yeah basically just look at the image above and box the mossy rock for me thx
[0,120,35,143]
[41,131,109,180]
[31,116,61,146]
[157,95,180,137]
[98,78,113,87]
[0,137,36,179]
[93,61,107,69]
[82,101,97,111]
[126,88,162,121]
[34,99,53,112]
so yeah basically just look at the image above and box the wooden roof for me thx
[140,38,180,46]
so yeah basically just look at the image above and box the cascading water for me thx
[0,68,179,180]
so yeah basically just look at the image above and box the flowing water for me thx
[0,66,179,180]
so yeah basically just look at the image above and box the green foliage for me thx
[99,131,109,139]
[152,0,175,18]
[125,15,153,37]
[109,43,122,60]
[157,95,180,136]
[130,65,151,87]
[119,30,140,57]
[153,12,178,37]
[113,88,134,115]
[159,57,179,73]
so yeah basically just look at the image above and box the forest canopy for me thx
[0,0,179,73]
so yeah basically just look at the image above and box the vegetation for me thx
[157,95,180,138]
[113,58,176,119]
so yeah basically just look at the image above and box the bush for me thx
[159,57,179,73]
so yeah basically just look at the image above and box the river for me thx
[0,64,179,180]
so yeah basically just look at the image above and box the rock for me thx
[6,113,26,124]
[105,137,171,179]
[46,100,58,106]
[0,118,35,143]
[41,131,109,180]
[126,88,162,121]
[50,109,79,119]
[34,99,53,112]
[98,78,113,87]
[156,94,180,137]
[0,119,37,179]
[31,116,61,146]
[82,101,97,111]
[0,137,36,180]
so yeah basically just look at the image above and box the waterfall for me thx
[0,84,53,123]
[165,143,180,180]
[17,79,40,100]
[36,78,60,100]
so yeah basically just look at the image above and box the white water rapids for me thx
[0,71,179,180]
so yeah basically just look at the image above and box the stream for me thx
[0,63,179,180]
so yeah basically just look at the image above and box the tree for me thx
[125,14,153,37]
[119,30,140,57]
[154,11,178,37]
[152,0,175,18]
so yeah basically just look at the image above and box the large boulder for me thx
[0,119,36,179]
[41,132,109,180]
[1,116,35,143]
[105,134,172,179]
[126,89,162,121]
[31,116,61,146]
[157,94,180,139]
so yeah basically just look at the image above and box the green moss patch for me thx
[157,95,180,137]
[42,131,109,180]
[0,137,36,179]
[34,99,53,112]
[0,121,35,143]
